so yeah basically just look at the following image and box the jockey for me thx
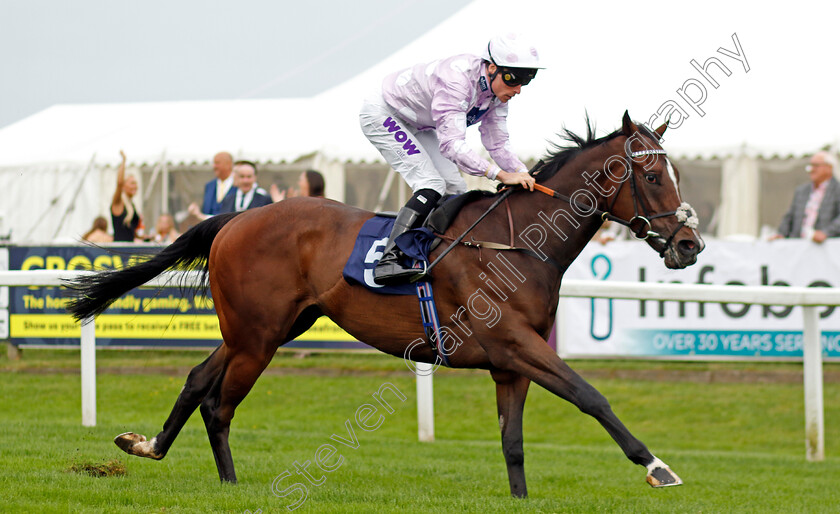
[359,33,542,285]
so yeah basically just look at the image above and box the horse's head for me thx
[600,111,704,268]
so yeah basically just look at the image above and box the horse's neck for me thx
[514,157,608,272]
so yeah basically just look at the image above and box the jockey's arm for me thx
[478,102,534,190]
[432,87,505,179]
[478,105,529,172]
[431,84,534,189]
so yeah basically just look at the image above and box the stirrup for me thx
[408,261,428,283]
[373,265,424,285]
[373,259,427,286]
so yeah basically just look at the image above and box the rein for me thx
[440,195,563,270]
[530,147,698,257]
[412,188,527,282]
[413,162,556,281]
[415,140,699,280]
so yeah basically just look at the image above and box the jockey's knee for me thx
[446,178,468,195]
[413,176,446,197]
[406,189,442,217]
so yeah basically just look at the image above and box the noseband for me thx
[531,143,698,257]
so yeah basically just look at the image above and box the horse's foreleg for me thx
[490,335,681,487]
[490,369,531,498]
[199,349,273,483]
[114,345,226,460]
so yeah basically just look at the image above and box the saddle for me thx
[376,189,497,234]
[424,190,497,234]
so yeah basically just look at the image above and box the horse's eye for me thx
[644,173,658,184]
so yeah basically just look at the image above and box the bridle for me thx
[419,137,700,280]
[531,139,698,257]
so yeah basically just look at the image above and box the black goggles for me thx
[500,67,537,87]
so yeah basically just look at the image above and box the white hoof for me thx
[114,432,163,460]
[646,457,682,487]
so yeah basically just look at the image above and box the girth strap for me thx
[412,187,515,282]
[459,238,564,270]
[414,266,450,367]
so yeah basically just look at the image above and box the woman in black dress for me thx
[110,150,142,242]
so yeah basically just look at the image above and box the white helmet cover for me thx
[484,33,544,69]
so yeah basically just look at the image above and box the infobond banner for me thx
[560,239,840,359]
[5,245,363,348]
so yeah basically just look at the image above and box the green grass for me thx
[6,344,839,376]
[1,349,840,512]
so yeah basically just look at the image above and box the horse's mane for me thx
[532,116,658,184]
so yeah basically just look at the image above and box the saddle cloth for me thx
[342,215,437,295]
[342,191,497,294]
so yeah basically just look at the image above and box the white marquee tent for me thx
[2,0,839,242]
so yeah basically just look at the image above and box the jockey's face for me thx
[487,63,522,103]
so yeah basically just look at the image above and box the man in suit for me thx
[188,151,237,219]
[774,151,840,243]
[219,160,272,213]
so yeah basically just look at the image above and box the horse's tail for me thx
[65,212,240,321]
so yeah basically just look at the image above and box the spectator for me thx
[111,150,143,242]
[150,213,180,244]
[188,151,236,218]
[220,160,272,212]
[270,169,326,201]
[82,216,113,243]
[772,151,840,243]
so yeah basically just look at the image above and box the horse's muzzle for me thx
[661,233,704,269]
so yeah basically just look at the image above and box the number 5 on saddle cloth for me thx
[342,214,450,366]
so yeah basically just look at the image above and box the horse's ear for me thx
[621,110,638,136]
[654,122,667,138]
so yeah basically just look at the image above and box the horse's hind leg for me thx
[489,333,681,488]
[115,345,227,459]
[199,348,274,483]
[491,369,531,498]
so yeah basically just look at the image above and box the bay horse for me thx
[66,112,703,497]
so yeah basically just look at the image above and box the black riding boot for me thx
[373,206,423,285]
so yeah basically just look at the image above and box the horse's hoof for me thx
[114,432,163,460]
[646,458,682,487]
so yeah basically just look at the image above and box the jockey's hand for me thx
[497,170,535,191]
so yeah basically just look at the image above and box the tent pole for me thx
[143,150,166,203]
[373,169,396,213]
[161,151,169,214]
[142,150,167,227]
[46,154,98,241]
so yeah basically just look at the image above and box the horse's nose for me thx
[677,237,703,258]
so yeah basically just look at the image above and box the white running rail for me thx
[0,270,836,461]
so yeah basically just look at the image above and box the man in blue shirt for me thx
[188,151,237,218]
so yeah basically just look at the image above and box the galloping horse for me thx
[67,112,703,497]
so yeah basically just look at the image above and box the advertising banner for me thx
[6,245,364,349]
[560,239,840,359]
